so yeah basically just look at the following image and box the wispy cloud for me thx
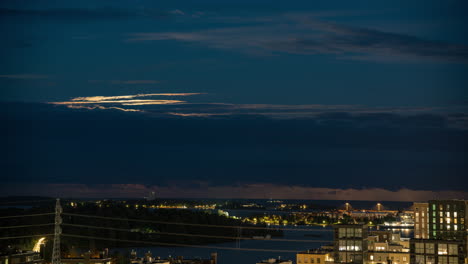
[49,93,202,112]
[89,80,160,85]
[127,14,468,63]
[0,74,49,79]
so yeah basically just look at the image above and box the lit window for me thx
[438,244,448,255]
[454,225,458,231]
[415,243,424,254]
[454,212,457,218]
[425,243,434,254]
[447,225,450,230]
[448,244,457,255]
[370,255,374,261]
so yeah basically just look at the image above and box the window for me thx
[448,244,458,255]
[454,212,457,218]
[432,204,436,210]
[416,255,424,264]
[346,228,354,237]
[449,257,458,264]
[446,212,451,217]
[427,256,435,264]
[311,258,314,263]
[438,244,448,255]
[339,228,346,238]
[316,258,320,263]
[339,240,346,251]
[425,243,435,254]
[454,225,458,231]
[355,228,362,237]
[370,255,374,261]
[439,256,448,264]
[354,240,362,251]
[415,242,424,254]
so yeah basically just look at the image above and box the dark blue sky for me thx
[1,0,467,200]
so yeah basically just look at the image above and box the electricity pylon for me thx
[52,198,62,264]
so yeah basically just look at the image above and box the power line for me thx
[0,223,54,229]
[0,213,55,219]
[0,199,56,205]
[62,213,333,232]
[61,223,333,243]
[62,233,302,253]
[0,234,54,240]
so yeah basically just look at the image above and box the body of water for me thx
[113,226,334,264]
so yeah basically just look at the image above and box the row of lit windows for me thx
[338,240,363,251]
[415,255,458,264]
[432,204,459,211]
[338,228,362,238]
[415,243,458,255]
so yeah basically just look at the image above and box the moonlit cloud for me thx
[49,93,204,110]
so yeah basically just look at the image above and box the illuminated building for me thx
[410,239,466,264]
[333,224,368,263]
[413,202,429,239]
[256,258,292,264]
[428,200,468,240]
[410,200,468,264]
[0,250,44,264]
[296,249,334,264]
[61,252,112,264]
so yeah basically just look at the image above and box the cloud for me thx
[89,80,160,85]
[0,74,49,79]
[127,15,468,63]
[0,7,169,21]
[49,93,204,109]
[1,183,467,202]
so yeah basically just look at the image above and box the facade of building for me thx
[0,251,43,264]
[410,200,468,264]
[256,258,292,264]
[333,224,368,263]
[414,202,429,239]
[61,252,112,264]
[428,200,468,240]
[410,239,466,264]
[296,249,334,264]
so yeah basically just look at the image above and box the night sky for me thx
[1,0,467,201]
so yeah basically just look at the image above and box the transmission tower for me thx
[52,198,62,264]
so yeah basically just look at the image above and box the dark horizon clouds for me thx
[1,102,467,198]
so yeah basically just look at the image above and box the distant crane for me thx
[52,199,62,264]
